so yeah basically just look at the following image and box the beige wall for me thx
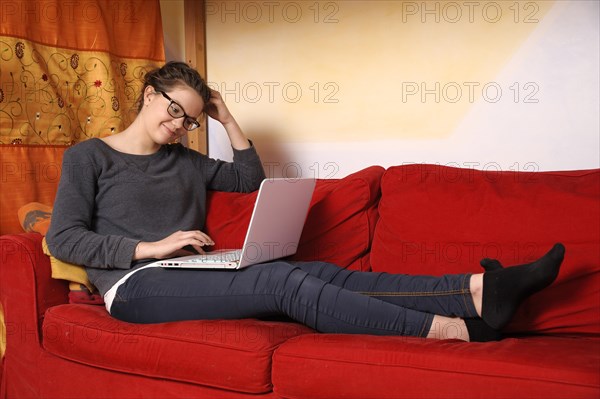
[206,0,554,142]
[163,1,599,176]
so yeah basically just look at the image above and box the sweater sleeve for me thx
[199,141,266,193]
[46,146,138,270]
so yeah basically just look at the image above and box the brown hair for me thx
[137,61,211,112]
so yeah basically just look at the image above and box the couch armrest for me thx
[0,233,69,350]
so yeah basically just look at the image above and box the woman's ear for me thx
[143,86,155,107]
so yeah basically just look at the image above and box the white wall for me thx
[203,1,598,178]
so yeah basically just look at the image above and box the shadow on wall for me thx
[244,129,298,179]
[208,119,345,179]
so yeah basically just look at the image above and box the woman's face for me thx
[142,84,205,145]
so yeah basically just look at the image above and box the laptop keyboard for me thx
[187,250,242,263]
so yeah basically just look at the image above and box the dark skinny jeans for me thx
[110,261,478,338]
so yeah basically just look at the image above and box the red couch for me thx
[1,164,599,398]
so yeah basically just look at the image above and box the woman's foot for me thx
[480,243,565,330]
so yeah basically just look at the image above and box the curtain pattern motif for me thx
[0,0,165,145]
[0,37,161,144]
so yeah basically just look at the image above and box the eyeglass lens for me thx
[162,92,200,131]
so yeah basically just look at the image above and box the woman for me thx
[46,62,565,342]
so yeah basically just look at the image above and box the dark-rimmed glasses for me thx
[157,91,201,131]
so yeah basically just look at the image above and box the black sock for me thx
[464,318,502,342]
[480,258,504,271]
[482,243,565,330]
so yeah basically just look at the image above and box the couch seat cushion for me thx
[205,166,384,270]
[272,334,600,399]
[43,304,312,393]
[371,165,600,334]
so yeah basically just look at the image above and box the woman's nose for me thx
[171,117,185,130]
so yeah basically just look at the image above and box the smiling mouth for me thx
[163,124,177,137]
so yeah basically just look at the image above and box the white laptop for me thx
[157,178,316,269]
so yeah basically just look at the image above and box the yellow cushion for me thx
[42,237,95,293]
[18,202,96,293]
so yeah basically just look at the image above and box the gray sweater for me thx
[46,138,265,296]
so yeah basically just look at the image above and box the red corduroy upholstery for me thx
[371,165,600,335]
[206,166,384,270]
[272,334,600,399]
[1,166,599,399]
[43,305,312,393]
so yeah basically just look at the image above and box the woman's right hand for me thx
[133,230,215,260]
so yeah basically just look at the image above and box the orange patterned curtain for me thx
[0,0,165,145]
[0,0,165,235]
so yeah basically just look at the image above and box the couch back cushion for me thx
[370,165,600,335]
[205,166,384,270]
